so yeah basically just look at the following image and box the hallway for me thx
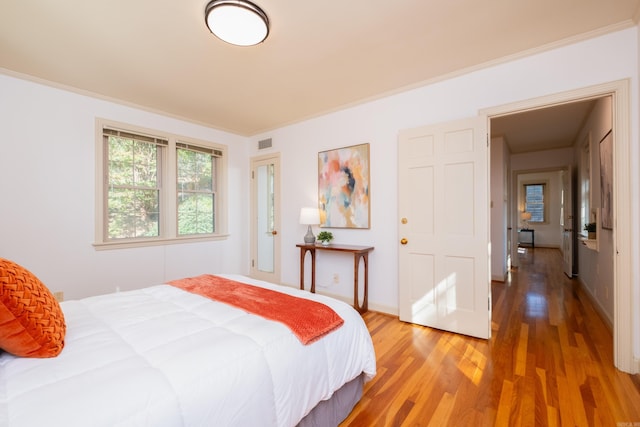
[343,247,640,426]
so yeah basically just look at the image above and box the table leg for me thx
[299,247,316,293]
[353,253,369,313]
[299,247,306,290]
[310,249,316,293]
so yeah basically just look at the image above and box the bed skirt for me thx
[297,373,365,427]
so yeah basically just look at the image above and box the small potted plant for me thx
[316,231,334,246]
[584,222,597,239]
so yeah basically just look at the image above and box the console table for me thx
[296,243,374,314]
[518,228,535,248]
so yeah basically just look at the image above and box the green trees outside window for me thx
[107,135,161,239]
[104,129,218,241]
[177,147,215,235]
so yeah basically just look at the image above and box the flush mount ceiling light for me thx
[205,0,269,46]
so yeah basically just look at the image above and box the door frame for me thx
[250,153,281,284]
[481,79,634,373]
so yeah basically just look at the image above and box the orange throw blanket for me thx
[167,275,344,345]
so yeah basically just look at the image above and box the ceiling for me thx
[491,99,599,154]
[1,1,638,139]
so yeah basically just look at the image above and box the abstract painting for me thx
[599,131,613,230]
[318,143,370,228]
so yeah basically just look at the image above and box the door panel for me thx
[250,154,280,283]
[399,116,490,339]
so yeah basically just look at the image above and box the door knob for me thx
[272,230,278,235]
[400,238,408,245]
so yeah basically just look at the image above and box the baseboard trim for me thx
[317,289,397,316]
[576,277,613,332]
[279,282,397,316]
[491,271,508,282]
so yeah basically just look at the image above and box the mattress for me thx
[0,274,376,426]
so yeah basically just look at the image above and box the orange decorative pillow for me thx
[0,258,66,357]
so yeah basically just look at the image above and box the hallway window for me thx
[524,183,546,223]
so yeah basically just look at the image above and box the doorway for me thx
[484,79,634,373]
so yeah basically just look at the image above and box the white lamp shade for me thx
[205,0,269,46]
[521,211,532,220]
[299,207,320,225]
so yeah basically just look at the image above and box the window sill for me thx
[579,235,598,252]
[93,234,229,250]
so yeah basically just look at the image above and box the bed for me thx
[0,266,376,427]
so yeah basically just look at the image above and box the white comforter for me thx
[0,274,376,427]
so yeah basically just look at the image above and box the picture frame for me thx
[599,130,613,230]
[318,143,370,229]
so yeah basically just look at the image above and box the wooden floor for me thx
[341,247,640,426]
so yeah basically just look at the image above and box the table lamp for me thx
[299,207,320,244]
[521,211,532,229]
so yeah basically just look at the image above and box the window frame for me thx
[522,181,549,225]
[94,118,228,250]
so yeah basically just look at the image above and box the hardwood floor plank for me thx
[494,379,514,425]
[514,323,529,377]
[546,404,559,427]
[340,248,640,426]
[425,392,455,426]
[555,374,575,425]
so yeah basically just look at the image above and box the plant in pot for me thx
[316,231,334,246]
[584,222,597,239]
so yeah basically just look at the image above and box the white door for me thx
[561,166,574,277]
[250,154,280,283]
[398,117,491,339]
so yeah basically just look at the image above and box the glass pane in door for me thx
[256,163,274,273]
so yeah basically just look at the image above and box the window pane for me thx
[133,141,158,188]
[108,136,158,188]
[525,184,544,222]
[108,138,134,186]
[177,149,213,191]
[178,193,214,235]
[108,188,159,238]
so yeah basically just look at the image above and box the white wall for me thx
[0,75,250,300]
[251,28,639,356]
[575,96,615,326]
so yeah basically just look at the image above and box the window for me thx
[104,129,165,239]
[176,143,221,236]
[524,183,546,223]
[95,119,227,249]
